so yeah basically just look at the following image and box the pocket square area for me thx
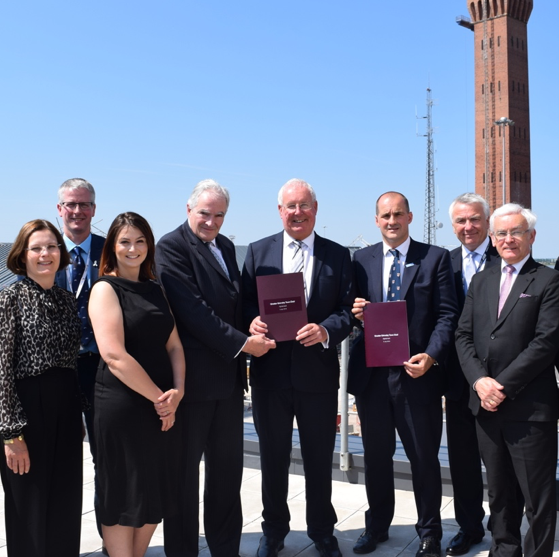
[519,293,532,298]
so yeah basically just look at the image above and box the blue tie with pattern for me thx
[72,247,93,347]
[387,249,401,301]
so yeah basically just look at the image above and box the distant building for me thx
[460,0,533,212]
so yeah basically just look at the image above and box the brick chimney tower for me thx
[462,0,533,211]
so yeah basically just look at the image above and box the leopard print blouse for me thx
[0,277,81,439]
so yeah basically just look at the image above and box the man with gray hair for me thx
[55,177,105,545]
[55,178,104,462]
[456,203,559,557]
[444,192,500,555]
[242,178,354,557]
[156,179,275,557]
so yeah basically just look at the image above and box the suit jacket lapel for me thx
[216,237,241,292]
[272,233,285,273]
[485,265,502,326]
[400,239,419,300]
[451,248,466,306]
[496,258,537,324]
[369,243,384,303]
[309,234,325,303]
[184,223,231,283]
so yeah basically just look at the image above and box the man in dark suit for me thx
[242,178,354,557]
[156,179,275,557]
[55,178,104,462]
[348,192,458,557]
[444,193,500,555]
[456,203,559,557]
[55,177,105,544]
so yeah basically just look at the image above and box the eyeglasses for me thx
[60,202,94,211]
[25,244,61,254]
[283,203,312,213]
[493,229,531,241]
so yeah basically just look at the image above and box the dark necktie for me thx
[498,264,515,317]
[72,247,93,347]
[387,249,401,301]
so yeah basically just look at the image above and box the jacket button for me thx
[490,334,495,340]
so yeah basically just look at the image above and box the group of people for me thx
[0,177,557,557]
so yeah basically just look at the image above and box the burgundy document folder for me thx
[256,273,308,342]
[363,301,410,367]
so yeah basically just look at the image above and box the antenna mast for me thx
[422,88,437,245]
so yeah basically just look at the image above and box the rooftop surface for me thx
[1,441,559,557]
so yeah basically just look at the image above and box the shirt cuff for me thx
[321,327,330,349]
[235,338,249,359]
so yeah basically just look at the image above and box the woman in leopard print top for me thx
[0,219,83,557]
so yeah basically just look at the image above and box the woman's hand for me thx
[154,388,183,417]
[4,438,30,474]
[160,412,176,432]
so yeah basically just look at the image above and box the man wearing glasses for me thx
[242,179,354,557]
[456,203,559,557]
[56,178,105,535]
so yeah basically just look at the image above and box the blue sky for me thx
[1,1,557,258]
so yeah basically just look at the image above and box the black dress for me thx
[94,276,180,527]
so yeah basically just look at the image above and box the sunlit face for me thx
[114,226,148,274]
[491,213,535,265]
[451,202,490,251]
[187,192,227,243]
[278,184,317,241]
[57,187,96,241]
[375,193,413,248]
[25,229,61,286]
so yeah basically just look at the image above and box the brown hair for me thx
[7,219,70,275]
[100,212,156,281]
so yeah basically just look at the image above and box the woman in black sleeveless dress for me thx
[89,212,185,557]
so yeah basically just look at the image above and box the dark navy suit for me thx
[55,233,104,452]
[456,258,559,556]
[348,238,458,541]
[242,232,353,541]
[156,222,247,557]
[444,243,500,538]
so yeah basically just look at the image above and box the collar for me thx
[64,233,92,254]
[501,253,530,274]
[461,235,490,259]
[283,230,315,250]
[382,236,410,257]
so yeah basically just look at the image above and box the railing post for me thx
[339,336,350,472]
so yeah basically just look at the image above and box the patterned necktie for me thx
[291,240,307,301]
[498,264,515,317]
[207,242,230,280]
[387,249,401,301]
[291,240,305,274]
[463,251,478,294]
[72,247,93,346]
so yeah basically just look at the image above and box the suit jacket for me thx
[55,233,105,352]
[241,232,354,393]
[347,238,459,402]
[445,243,500,400]
[155,222,248,402]
[455,257,559,420]
[55,233,104,290]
